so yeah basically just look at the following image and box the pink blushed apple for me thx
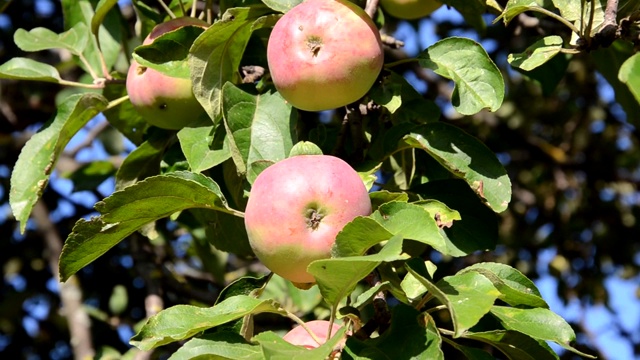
[126,17,208,130]
[283,320,345,349]
[266,0,384,111]
[244,155,372,286]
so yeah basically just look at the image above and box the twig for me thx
[66,120,110,158]
[364,0,379,19]
[32,200,95,360]
[380,33,405,49]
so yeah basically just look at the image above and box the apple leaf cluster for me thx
[4,0,637,358]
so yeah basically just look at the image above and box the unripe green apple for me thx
[379,0,442,20]
[244,155,372,287]
[126,17,208,130]
[266,0,384,112]
[283,320,344,349]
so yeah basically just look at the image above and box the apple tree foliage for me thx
[2,0,640,358]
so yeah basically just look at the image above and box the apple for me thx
[266,0,384,112]
[283,320,344,349]
[244,155,372,287]
[126,17,209,130]
[379,0,442,20]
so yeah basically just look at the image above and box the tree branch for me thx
[32,200,95,360]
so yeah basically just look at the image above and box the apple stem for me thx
[285,310,325,346]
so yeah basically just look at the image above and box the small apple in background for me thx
[266,0,384,112]
[283,320,344,349]
[126,17,208,130]
[379,0,442,20]
[244,155,372,288]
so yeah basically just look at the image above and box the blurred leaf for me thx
[92,0,120,38]
[10,93,108,233]
[189,8,277,120]
[418,37,504,115]
[406,259,500,337]
[14,22,90,54]
[490,306,594,357]
[59,172,235,281]
[64,160,117,192]
[309,235,408,307]
[260,274,323,315]
[0,57,62,83]
[619,52,640,105]
[222,83,296,183]
[464,330,560,360]
[440,0,487,32]
[192,208,254,257]
[114,129,174,190]
[343,304,444,359]
[369,190,409,211]
[130,295,287,350]
[403,122,512,212]
[515,52,570,96]
[168,331,262,360]
[178,123,231,173]
[461,262,548,308]
[592,40,640,125]
[497,0,549,25]
[134,25,206,79]
[508,35,564,71]
[108,284,128,315]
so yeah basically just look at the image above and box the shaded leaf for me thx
[465,330,560,360]
[10,93,108,233]
[261,0,303,13]
[418,37,504,114]
[619,52,640,105]
[92,0,120,38]
[114,128,174,190]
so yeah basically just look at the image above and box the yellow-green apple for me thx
[379,0,442,20]
[244,155,372,288]
[266,0,384,112]
[126,17,208,130]
[283,320,345,349]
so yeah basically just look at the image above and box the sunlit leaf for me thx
[0,57,62,83]
[14,22,90,54]
[619,52,640,105]
[508,35,564,71]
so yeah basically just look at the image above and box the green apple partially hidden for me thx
[379,0,442,20]
[244,155,372,288]
[126,17,208,130]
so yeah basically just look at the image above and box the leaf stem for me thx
[384,58,419,69]
[414,293,433,310]
[105,95,130,112]
[157,0,177,19]
[220,207,245,218]
[529,7,581,35]
[57,79,104,89]
[78,53,101,80]
[426,304,448,314]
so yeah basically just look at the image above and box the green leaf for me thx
[261,0,303,13]
[461,262,548,308]
[413,179,499,256]
[332,216,395,258]
[222,83,297,183]
[370,72,440,123]
[133,25,206,79]
[289,141,323,156]
[59,172,235,281]
[400,261,436,299]
[490,306,594,357]
[260,274,323,314]
[130,295,287,350]
[369,190,409,211]
[417,37,504,115]
[63,160,117,192]
[10,93,108,233]
[168,332,262,360]
[309,235,408,307]
[370,201,449,254]
[178,123,231,173]
[253,327,347,360]
[403,122,512,212]
[0,57,62,83]
[189,8,277,120]
[191,208,255,257]
[343,304,444,360]
[14,22,90,55]
[464,330,560,360]
[92,0,119,38]
[406,259,500,337]
[497,0,548,25]
[440,0,487,33]
[619,52,640,105]
[508,36,564,71]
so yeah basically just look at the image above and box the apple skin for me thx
[244,155,372,286]
[283,320,344,349]
[379,0,442,20]
[266,0,384,112]
[126,17,208,130]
